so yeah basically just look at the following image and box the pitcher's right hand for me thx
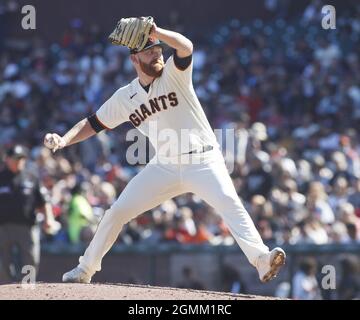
[44,133,66,153]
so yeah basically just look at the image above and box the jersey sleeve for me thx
[95,89,128,129]
[164,51,193,86]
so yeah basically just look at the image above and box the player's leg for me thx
[183,151,285,281]
[68,162,183,280]
[0,225,14,284]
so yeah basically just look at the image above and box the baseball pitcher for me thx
[44,17,286,284]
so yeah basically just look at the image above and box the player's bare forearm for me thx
[151,26,193,58]
[62,118,97,147]
[44,119,96,152]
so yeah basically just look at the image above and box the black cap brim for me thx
[130,41,168,54]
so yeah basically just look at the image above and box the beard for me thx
[139,58,164,78]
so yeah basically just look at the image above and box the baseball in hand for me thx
[44,133,66,152]
[44,133,56,149]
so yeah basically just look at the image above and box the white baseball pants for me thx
[78,148,269,275]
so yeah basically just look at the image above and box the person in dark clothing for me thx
[0,145,60,283]
[338,256,360,300]
[245,151,273,200]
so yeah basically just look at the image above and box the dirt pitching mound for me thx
[0,283,284,300]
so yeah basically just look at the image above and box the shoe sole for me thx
[62,278,91,284]
[261,250,286,283]
[62,275,91,284]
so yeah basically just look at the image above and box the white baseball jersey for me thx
[95,55,219,156]
[77,52,273,278]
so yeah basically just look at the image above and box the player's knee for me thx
[107,202,136,224]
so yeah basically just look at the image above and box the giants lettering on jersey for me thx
[129,92,179,127]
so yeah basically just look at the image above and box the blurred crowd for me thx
[0,0,360,252]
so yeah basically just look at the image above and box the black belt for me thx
[184,145,213,155]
